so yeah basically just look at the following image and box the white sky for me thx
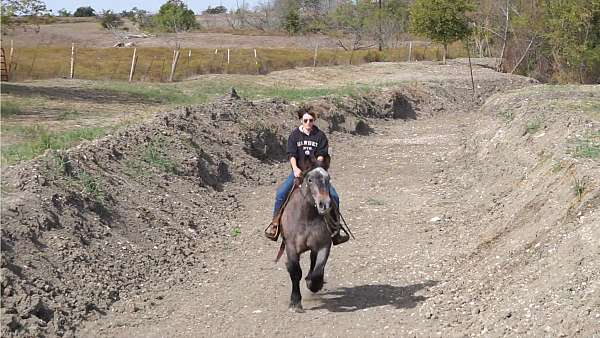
[44,0,262,14]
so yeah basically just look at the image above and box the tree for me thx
[73,6,95,17]
[330,0,376,50]
[282,3,301,34]
[410,0,474,63]
[1,0,50,32]
[204,5,227,14]
[154,0,198,32]
[99,10,123,29]
[127,7,152,29]
[57,8,70,16]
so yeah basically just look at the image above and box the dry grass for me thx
[6,44,467,82]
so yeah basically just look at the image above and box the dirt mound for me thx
[0,79,509,337]
[418,85,600,335]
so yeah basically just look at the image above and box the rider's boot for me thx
[264,213,281,241]
[328,206,349,246]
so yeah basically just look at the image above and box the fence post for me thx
[254,48,259,74]
[408,41,412,62]
[169,49,180,82]
[227,48,230,64]
[129,48,137,82]
[69,42,75,79]
[313,42,319,70]
[9,40,14,71]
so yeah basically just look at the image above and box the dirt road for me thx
[2,61,598,337]
[79,111,474,337]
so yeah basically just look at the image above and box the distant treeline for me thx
[2,0,599,83]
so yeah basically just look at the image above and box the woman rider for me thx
[264,110,349,245]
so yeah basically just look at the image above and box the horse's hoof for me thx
[288,304,304,313]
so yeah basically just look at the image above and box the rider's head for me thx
[298,111,316,131]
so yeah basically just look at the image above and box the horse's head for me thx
[302,165,332,216]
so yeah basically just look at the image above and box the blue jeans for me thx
[273,172,340,216]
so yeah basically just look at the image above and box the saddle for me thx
[264,177,350,245]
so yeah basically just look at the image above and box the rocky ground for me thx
[1,61,598,337]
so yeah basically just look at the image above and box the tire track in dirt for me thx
[81,111,473,337]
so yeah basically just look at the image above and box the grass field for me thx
[5,43,466,82]
[0,74,385,166]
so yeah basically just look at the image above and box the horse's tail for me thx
[275,241,285,263]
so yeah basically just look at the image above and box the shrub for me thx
[154,0,198,32]
[364,50,384,62]
[74,6,95,17]
[100,10,123,29]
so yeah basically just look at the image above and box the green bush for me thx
[154,0,198,32]
[74,6,95,17]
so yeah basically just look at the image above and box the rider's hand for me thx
[293,167,302,178]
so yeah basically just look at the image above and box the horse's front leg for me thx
[285,244,304,313]
[306,244,330,293]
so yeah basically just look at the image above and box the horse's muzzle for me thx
[316,200,331,215]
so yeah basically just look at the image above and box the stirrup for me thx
[264,222,280,241]
[331,227,349,246]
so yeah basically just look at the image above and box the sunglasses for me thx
[303,118,314,123]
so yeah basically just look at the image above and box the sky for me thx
[44,0,261,14]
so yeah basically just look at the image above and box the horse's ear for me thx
[317,154,330,171]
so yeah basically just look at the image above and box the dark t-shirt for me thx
[287,126,329,161]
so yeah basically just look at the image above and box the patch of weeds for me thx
[1,125,107,165]
[78,171,104,201]
[94,82,192,105]
[231,226,241,237]
[499,110,514,123]
[50,151,73,176]
[572,131,600,159]
[526,116,544,134]
[366,197,385,206]
[1,101,25,117]
[57,110,82,120]
[123,159,149,179]
[143,137,178,174]
[573,176,586,200]
[551,161,563,173]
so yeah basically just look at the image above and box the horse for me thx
[279,155,334,312]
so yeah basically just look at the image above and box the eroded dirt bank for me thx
[1,63,598,337]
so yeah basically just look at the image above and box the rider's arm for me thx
[290,156,302,177]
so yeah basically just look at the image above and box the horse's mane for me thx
[298,154,330,173]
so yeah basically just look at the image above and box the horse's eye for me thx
[308,178,312,183]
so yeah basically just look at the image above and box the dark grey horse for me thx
[279,157,333,312]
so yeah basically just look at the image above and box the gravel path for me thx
[80,111,474,337]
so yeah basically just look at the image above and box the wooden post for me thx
[169,49,180,82]
[9,40,14,71]
[466,40,475,95]
[69,43,75,79]
[254,48,259,74]
[408,41,412,62]
[128,48,137,82]
[227,48,230,64]
[187,49,192,76]
[313,42,319,69]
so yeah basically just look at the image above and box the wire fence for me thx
[3,42,467,82]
